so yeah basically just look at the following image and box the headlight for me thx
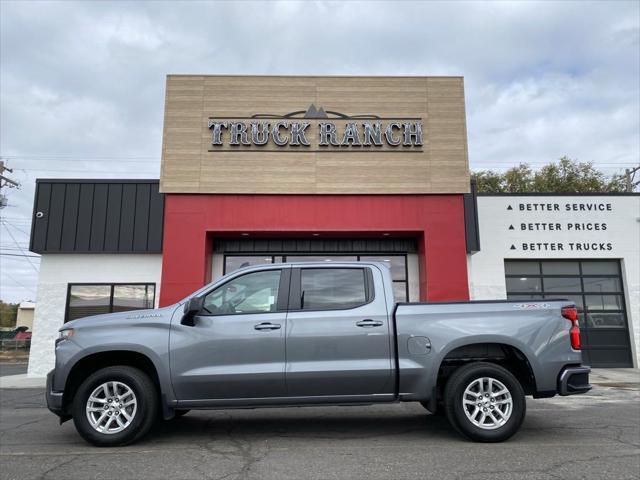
[56,329,74,346]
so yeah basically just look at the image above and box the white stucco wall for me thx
[468,195,640,367]
[27,254,162,377]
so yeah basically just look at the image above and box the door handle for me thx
[254,322,281,331]
[356,319,383,328]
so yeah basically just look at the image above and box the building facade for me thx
[470,194,639,368]
[26,75,639,376]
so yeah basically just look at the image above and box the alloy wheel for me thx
[462,376,513,430]
[85,381,138,434]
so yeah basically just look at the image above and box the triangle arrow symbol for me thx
[304,104,318,118]
[508,225,514,230]
[510,244,516,250]
[507,205,513,210]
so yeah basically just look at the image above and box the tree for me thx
[472,157,628,193]
[0,300,19,329]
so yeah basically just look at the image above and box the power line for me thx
[4,157,160,164]
[0,270,37,294]
[0,220,31,237]
[0,253,41,259]
[2,154,634,166]
[0,154,159,160]
[0,223,39,272]
[15,169,158,174]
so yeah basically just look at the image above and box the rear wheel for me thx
[444,362,525,442]
[72,366,158,447]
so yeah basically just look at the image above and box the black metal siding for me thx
[30,180,164,254]
[464,180,481,254]
[214,238,418,254]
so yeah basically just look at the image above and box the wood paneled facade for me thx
[160,75,470,194]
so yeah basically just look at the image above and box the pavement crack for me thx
[471,451,640,479]
[36,454,78,480]
[0,415,49,433]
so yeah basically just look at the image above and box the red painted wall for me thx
[159,195,469,306]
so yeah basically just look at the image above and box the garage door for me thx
[505,259,633,368]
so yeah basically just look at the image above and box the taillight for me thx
[561,306,581,350]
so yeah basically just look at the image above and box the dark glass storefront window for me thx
[67,285,111,320]
[543,277,582,292]
[112,285,155,313]
[505,277,541,293]
[286,255,358,263]
[504,259,631,367]
[66,284,155,322]
[224,254,408,302]
[224,256,276,272]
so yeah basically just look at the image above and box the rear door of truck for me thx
[284,264,395,398]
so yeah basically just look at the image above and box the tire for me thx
[444,362,526,442]
[72,366,159,447]
[172,409,190,419]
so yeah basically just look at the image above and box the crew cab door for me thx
[169,267,290,401]
[285,266,394,398]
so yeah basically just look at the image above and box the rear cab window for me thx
[295,267,374,311]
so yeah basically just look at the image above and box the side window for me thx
[203,270,281,315]
[300,268,368,311]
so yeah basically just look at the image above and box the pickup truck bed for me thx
[394,299,586,402]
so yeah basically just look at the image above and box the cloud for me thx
[1,0,638,301]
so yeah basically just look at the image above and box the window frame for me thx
[65,282,156,323]
[504,259,631,358]
[198,267,290,317]
[287,266,375,312]
[223,253,408,302]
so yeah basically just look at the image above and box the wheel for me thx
[172,409,190,419]
[443,362,525,442]
[72,366,159,447]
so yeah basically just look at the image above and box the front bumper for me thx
[45,370,64,417]
[558,365,592,395]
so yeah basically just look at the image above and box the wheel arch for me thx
[432,337,540,399]
[62,349,164,415]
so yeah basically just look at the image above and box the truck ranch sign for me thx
[207,119,423,149]
[160,76,471,194]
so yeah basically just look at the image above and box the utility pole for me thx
[0,160,20,209]
[624,166,640,193]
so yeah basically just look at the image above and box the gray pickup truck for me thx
[47,261,591,446]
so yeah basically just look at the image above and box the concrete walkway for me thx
[0,373,45,389]
[589,368,640,386]
[0,367,638,389]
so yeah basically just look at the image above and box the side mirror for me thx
[181,297,204,326]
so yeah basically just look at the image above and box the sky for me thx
[0,0,639,303]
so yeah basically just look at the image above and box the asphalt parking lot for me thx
[1,379,639,480]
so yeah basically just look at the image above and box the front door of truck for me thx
[170,267,289,401]
[284,266,394,398]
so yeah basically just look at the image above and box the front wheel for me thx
[72,366,158,447]
[444,362,526,442]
